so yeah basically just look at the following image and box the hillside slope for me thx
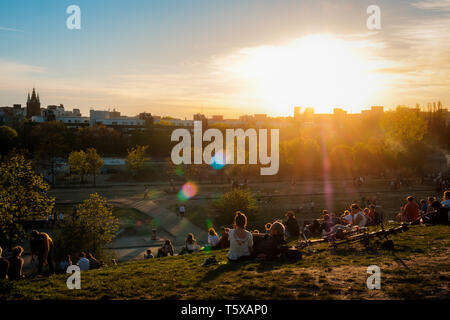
[2,225,449,300]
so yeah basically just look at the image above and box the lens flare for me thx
[206,219,213,230]
[177,181,198,202]
[211,151,225,170]
[151,218,160,228]
[175,166,184,176]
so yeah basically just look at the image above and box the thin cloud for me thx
[0,26,24,33]
[412,0,450,10]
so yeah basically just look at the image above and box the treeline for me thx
[1,107,449,182]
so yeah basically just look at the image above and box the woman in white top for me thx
[227,211,253,262]
[349,204,367,227]
[185,233,200,252]
[207,228,220,247]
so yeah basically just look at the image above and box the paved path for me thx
[110,197,208,247]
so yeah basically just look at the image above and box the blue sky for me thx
[1,0,449,117]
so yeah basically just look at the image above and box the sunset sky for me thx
[1,0,449,118]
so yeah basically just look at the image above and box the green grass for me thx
[3,224,449,300]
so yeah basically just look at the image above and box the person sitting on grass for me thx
[0,246,9,279]
[212,228,230,250]
[442,190,450,222]
[7,246,24,280]
[396,207,405,222]
[227,211,253,262]
[208,228,220,247]
[402,196,419,222]
[364,207,376,226]
[144,249,154,259]
[321,212,334,236]
[252,221,286,260]
[426,197,435,213]
[180,233,201,254]
[264,223,272,234]
[430,201,449,225]
[420,199,428,214]
[157,240,174,257]
[346,204,367,227]
[369,204,383,225]
[111,259,118,266]
[442,190,450,207]
[77,252,90,271]
[87,253,100,269]
[284,211,300,238]
[60,255,72,273]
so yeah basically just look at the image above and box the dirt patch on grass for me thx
[261,247,450,299]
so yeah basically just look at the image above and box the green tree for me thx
[0,126,18,155]
[280,136,320,179]
[381,107,427,148]
[54,193,119,260]
[126,145,148,177]
[85,148,104,186]
[68,150,89,183]
[0,153,54,249]
[212,188,258,227]
[31,121,73,185]
[329,144,354,177]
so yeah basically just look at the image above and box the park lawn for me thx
[168,183,445,231]
[2,224,449,300]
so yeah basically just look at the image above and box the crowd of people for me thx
[396,191,450,224]
[0,229,120,281]
[1,190,449,281]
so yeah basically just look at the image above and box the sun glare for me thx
[220,34,383,115]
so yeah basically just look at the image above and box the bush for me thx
[212,188,258,227]
[53,193,119,261]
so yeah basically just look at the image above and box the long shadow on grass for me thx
[196,258,298,285]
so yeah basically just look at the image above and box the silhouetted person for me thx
[30,230,55,275]
[87,252,100,269]
[7,246,24,280]
[284,211,300,238]
[0,246,9,279]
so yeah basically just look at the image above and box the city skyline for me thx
[1,86,448,119]
[1,1,450,118]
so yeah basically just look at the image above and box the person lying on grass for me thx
[227,211,253,262]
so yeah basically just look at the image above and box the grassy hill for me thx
[2,224,449,300]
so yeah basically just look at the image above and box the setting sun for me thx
[219,34,384,115]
